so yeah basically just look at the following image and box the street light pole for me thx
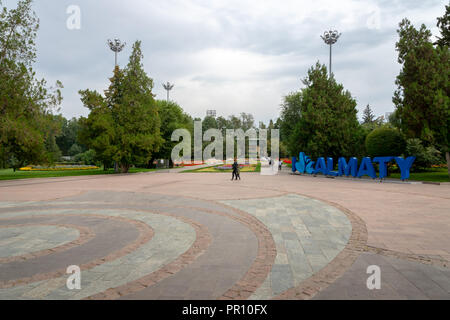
[163,82,174,102]
[107,39,125,173]
[321,29,341,77]
[107,38,126,67]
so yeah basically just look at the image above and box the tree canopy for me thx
[0,0,63,168]
[280,62,362,159]
[393,18,449,176]
[79,41,162,173]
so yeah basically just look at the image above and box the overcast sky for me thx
[5,0,447,124]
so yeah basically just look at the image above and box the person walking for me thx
[278,159,283,171]
[231,159,240,181]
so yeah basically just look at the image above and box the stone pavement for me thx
[0,167,449,300]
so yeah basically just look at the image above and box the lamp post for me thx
[107,38,126,67]
[163,82,174,102]
[321,29,341,77]
[107,39,125,173]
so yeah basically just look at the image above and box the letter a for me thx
[366,265,381,290]
[66,265,81,290]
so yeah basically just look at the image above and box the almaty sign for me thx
[292,152,416,181]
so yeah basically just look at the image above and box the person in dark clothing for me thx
[231,159,240,181]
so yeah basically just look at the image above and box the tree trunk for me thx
[120,163,130,174]
[446,151,450,178]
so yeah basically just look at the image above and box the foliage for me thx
[79,41,163,173]
[365,127,406,157]
[73,149,97,165]
[362,104,375,124]
[280,62,362,159]
[55,117,86,156]
[152,100,193,161]
[393,18,449,176]
[435,4,450,48]
[68,143,83,157]
[0,0,63,168]
[405,138,442,169]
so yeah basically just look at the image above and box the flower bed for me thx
[180,162,205,167]
[20,165,99,171]
[216,164,250,170]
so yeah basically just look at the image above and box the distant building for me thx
[206,110,216,118]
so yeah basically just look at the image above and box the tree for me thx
[240,112,255,131]
[216,116,229,132]
[393,18,450,177]
[79,41,163,173]
[56,117,86,156]
[228,115,242,129]
[152,100,192,163]
[202,115,217,132]
[362,104,375,124]
[279,92,302,146]
[436,4,450,48]
[281,63,362,159]
[405,138,442,170]
[0,0,63,168]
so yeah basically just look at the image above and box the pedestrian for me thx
[278,159,283,171]
[231,159,240,181]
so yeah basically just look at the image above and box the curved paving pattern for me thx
[0,169,448,300]
[221,194,352,299]
[0,208,195,298]
[0,193,268,300]
[0,225,80,259]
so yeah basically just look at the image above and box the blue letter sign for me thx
[293,152,415,181]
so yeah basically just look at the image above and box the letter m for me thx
[338,157,358,177]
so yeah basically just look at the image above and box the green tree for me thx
[393,18,450,177]
[240,112,255,131]
[279,91,302,146]
[202,115,217,131]
[405,138,442,170]
[79,41,162,173]
[436,4,450,48]
[153,100,193,163]
[362,104,375,124]
[0,0,63,168]
[281,63,362,159]
[216,116,229,131]
[56,117,86,156]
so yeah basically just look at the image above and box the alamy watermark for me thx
[66,5,81,30]
[171,120,280,174]
[66,265,81,290]
[366,265,381,290]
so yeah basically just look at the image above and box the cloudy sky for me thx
[5,0,447,124]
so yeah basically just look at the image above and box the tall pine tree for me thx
[393,18,450,177]
[283,62,362,159]
[362,104,375,124]
[79,41,163,173]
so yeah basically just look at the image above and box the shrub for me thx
[405,139,442,169]
[73,149,97,165]
[68,144,83,156]
[365,127,406,157]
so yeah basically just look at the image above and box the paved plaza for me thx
[0,168,449,300]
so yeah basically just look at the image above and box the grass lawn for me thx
[0,167,157,181]
[389,168,449,183]
[182,163,261,173]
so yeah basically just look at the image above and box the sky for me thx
[4,0,447,124]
